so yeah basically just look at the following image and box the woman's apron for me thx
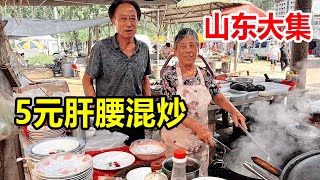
[161,63,212,176]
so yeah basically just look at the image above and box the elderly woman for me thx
[161,28,247,176]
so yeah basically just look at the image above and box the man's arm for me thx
[83,42,101,97]
[160,48,166,59]
[82,73,96,97]
[142,75,151,96]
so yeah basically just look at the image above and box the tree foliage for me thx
[248,0,274,11]
[2,6,109,47]
[2,5,205,50]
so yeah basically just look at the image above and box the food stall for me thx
[16,77,320,180]
[10,40,302,180]
[2,0,319,179]
[13,66,294,180]
[8,50,320,180]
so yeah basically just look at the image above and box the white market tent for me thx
[143,0,251,24]
[3,18,109,37]
[2,0,180,6]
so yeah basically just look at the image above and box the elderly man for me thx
[82,0,151,145]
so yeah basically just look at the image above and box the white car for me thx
[253,40,281,60]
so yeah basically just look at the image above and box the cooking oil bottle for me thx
[144,161,168,180]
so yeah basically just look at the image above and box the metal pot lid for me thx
[285,122,320,139]
[281,150,320,180]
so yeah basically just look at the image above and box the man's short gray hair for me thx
[174,28,199,49]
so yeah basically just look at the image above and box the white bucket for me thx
[152,64,160,79]
[62,63,74,77]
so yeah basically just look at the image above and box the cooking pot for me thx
[221,148,269,180]
[285,122,320,151]
[162,157,200,180]
[285,122,320,140]
[249,149,320,180]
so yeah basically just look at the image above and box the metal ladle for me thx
[212,136,232,153]
[239,124,273,162]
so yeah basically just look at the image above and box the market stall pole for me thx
[234,41,240,72]
[0,20,24,180]
[220,4,268,72]
[291,0,313,89]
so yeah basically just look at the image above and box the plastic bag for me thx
[85,130,129,151]
[0,90,18,141]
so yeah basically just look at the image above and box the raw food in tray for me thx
[230,82,265,92]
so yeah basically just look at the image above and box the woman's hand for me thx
[195,126,214,147]
[180,116,215,146]
[231,110,247,129]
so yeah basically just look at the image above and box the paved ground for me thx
[24,58,320,96]
[24,67,85,96]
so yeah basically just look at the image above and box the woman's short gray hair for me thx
[174,28,199,49]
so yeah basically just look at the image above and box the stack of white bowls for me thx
[33,153,93,180]
[25,137,85,162]
[27,125,66,143]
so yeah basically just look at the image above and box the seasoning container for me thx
[145,161,168,180]
[286,71,299,82]
[171,149,187,180]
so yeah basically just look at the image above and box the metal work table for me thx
[209,95,283,111]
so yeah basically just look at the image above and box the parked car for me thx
[240,47,256,63]
[253,40,280,60]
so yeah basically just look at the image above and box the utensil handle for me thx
[239,124,272,161]
[251,157,282,177]
[212,136,231,152]
[244,162,268,180]
[243,162,279,180]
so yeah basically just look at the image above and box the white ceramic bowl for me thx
[126,167,151,180]
[129,139,166,161]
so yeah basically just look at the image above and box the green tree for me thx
[2,5,111,53]
[2,5,198,49]
[56,5,109,53]
[248,0,275,11]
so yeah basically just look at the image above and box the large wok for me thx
[222,148,270,179]
[248,149,320,180]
